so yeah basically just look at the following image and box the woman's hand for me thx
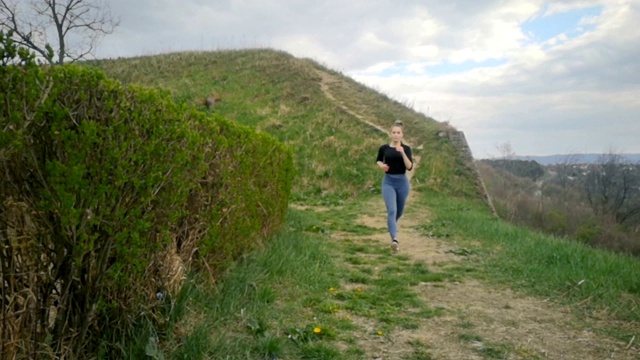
[378,161,390,172]
[395,146,404,154]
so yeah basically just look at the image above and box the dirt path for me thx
[349,195,637,360]
[316,69,389,136]
[316,70,639,360]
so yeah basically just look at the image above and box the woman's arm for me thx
[376,146,389,172]
[396,145,413,171]
[401,152,413,171]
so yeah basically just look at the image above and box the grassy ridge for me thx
[92,51,387,204]
[306,62,480,197]
[91,50,479,204]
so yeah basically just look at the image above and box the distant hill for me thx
[484,153,640,165]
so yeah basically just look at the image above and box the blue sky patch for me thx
[426,58,508,75]
[375,63,413,77]
[522,5,602,43]
[375,58,508,78]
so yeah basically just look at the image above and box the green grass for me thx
[154,208,447,359]
[458,333,483,342]
[478,343,513,359]
[162,209,343,359]
[157,149,636,358]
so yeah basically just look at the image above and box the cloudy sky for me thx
[92,0,640,157]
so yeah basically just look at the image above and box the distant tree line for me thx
[482,159,545,180]
[478,152,640,255]
[547,154,640,227]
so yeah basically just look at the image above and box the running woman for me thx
[376,120,413,252]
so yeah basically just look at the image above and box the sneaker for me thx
[391,240,399,252]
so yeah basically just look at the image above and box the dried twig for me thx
[626,335,635,350]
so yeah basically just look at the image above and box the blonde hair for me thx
[392,120,404,129]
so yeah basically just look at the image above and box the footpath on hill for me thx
[329,190,637,359]
[315,69,639,359]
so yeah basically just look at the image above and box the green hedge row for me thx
[0,34,294,359]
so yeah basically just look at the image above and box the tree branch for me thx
[0,0,118,64]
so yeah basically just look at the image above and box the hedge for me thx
[0,33,294,359]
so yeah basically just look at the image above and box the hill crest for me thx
[91,49,485,203]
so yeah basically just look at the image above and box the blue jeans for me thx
[382,174,410,240]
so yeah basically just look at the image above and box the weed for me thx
[459,333,483,342]
[478,343,512,359]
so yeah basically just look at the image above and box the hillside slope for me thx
[91,50,481,205]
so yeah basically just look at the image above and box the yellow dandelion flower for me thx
[314,327,322,334]
[329,287,335,292]
[377,330,383,336]
[357,287,363,292]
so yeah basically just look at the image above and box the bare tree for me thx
[585,152,640,225]
[0,0,119,64]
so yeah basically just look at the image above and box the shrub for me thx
[193,116,295,267]
[576,222,604,244]
[590,223,640,256]
[1,36,293,359]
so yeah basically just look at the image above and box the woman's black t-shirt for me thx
[376,144,413,174]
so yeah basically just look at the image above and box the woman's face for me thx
[391,126,403,142]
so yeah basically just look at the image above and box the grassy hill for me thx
[88,50,640,359]
[90,50,480,206]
